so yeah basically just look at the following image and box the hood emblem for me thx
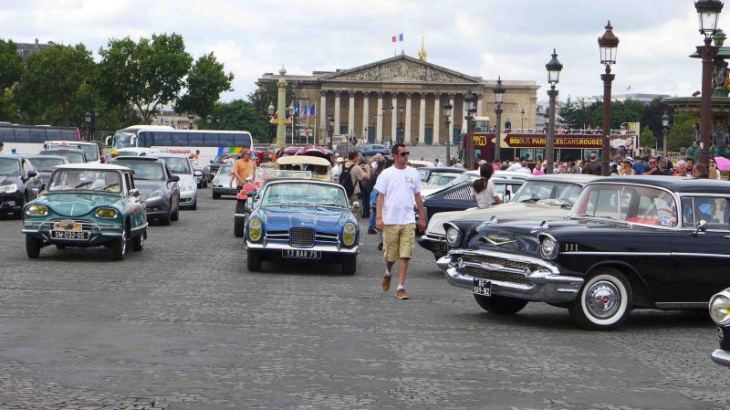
[483,233,516,246]
[481,262,503,270]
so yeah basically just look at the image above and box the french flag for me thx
[391,33,403,43]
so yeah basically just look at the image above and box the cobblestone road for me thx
[0,191,728,410]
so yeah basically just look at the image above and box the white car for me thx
[211,163,237,199]
[155,154,198,210]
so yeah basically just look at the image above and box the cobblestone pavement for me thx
[0,191,729,410]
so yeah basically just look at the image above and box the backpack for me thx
[338,164,356,198]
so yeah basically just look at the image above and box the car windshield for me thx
[261,183,348,208]
[117,161,165,181]
[0,158,20,176]
[417,169,429,181]
[512,181,583,206]
[44,151,85,163]
[48,170,121,193]
[112,132,134,150]
[162,157,191,174]
[78,144,99,161]
[28,157,66,172]
[572,184,678,227]
[218,164,233,175]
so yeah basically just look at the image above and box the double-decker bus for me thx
[108,127,253,165]
[0,124,82,156]
[466,120,639,166]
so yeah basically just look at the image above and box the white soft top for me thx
[53,163,132,172]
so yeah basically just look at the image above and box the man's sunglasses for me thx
[399,152,410,157]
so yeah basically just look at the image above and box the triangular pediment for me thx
[323,55,480,84]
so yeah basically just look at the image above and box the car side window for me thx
[682,196,730,230]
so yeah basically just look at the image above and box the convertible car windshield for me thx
[262,183,348,208]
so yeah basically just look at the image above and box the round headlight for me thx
[540,237,559,260]
[26,204,48,216]
[710,294,730,326]
[446,227,461,247]
[95,207,118,219]
[248,217,262,241]
[343,222,357,246]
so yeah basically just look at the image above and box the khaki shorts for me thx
[382,224,416,262]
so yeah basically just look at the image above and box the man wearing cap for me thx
[582,152,601,175]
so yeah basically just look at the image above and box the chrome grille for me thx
[265,230,289,240]
[290,227,315,247]
[315,232,339,243]
[458,253,536,286]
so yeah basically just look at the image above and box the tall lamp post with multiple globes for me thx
[327,113,335,150]
[545,49,563,174]
[268,103,276,144]
[463,90,477,169]
[598,21,619,176]
[520,108,526,131]
[187,114,194,130]
[493,77,505,162]
[85,111,92,141]
[662,110,671,157]
[696,0,723,174]
[443,101,453,164]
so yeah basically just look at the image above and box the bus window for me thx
[15,127,31,143]
[0,127,14,141]
[61,129,78,139]
[188,133,203,146]
[153,132,172,146]
[219,133,234,146]
[30,128,47,143]
[233,134,250,147]
[171,133,188,146]
[203,134,219,146]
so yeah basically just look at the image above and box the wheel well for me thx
[586,262,653,308]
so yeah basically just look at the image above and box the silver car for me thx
[156,154,198,210]
[211,163,237,199]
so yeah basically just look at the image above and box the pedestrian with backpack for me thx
[339,150,370,217]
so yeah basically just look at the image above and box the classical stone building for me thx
[257,53,539,146]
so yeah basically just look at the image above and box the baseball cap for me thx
[336,157,344,163]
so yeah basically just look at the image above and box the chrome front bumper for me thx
[712,349,730,367]
[246,241,359,254]
[437,250,583,303]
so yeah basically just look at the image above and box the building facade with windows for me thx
[257,53,539,146]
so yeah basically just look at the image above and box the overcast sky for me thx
[1,0,716,103]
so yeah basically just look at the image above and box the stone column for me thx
[319,90,327,145]
[376,92,384,143]
[405,93,413,145]
[433,93,441,145]
[419,93,426,145]
[448,94,454,145]
[391,93,398,144]
[348,91,355,137]
[334,91,341,135]
[362,92,370,141]
[275,66,289,147]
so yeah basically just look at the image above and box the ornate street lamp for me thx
[520,108,526,131]
[268,103,276,143]
[463,90,477,169]
[288,103,296,145]
[443,101,453,164]
[187,114,195,130]
[545,49,563,174]
[662,110,671,158]
[493,77,505,162]
[695,0,724,174]
[85,111,92,141]
[598,21,619,176]
[16,109,21,124]
[327,113,335,150]
[93,109,100,141]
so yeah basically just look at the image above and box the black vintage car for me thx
[438,176,730,330]
[0,155,43,218]
[709,288,730,367]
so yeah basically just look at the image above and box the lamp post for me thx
[463,90,477,169]
[93,109,100,142]
[85,111,92,141]
[268,103,275,144]
[493,77,505,162]
[16,109,21,124]
[206,115,220,129]
[327,113,334,150]
[662,110,671,158]
[521,108,525,131]
[187,114,194,130]
[545,49,563,174]
[696,0,723,174]
[598,21,619,176]
[443,101,453,165]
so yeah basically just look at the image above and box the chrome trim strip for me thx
[671,253,730,259]
[234,213,247,217]
[655,302,707,309]
[130,223,148,231]
[712,349,730,367]
[561,251,672,256]
[246,242,358,254]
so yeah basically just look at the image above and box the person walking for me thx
[472,162,503,208]
[340,151,370,217]
[582,153,601,175]
[375,143,426,300]
[231,148,255,189]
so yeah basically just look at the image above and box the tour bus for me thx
[108,127,253,165]
[0,124,82,156]
[106,125,175,150]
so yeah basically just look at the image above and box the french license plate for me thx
[51,230,89,240]
[282,249,321,259]
[473,279,492,296]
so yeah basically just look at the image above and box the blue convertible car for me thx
[244,178,360,275]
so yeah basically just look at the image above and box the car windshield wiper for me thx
[317,202,343,208]
[95,183,120,193]
[73,181,94,188]
[519,197,541,203]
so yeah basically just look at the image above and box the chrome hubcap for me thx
[585,280,620,319]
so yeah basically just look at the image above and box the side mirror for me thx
[169,175,180,182]
[129,189,140,197]
[246,191,256,198]
[27,170,37,178]
[694,219,708,236]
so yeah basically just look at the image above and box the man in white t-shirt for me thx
[375,143,427,300]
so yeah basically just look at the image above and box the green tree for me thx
[666,113,697,152]
[640,125,656,151]
[0,38,23,120]
[248,81,294,119]
[559,97,597,130]
[591,99,644,130]
[98,33,192,124]
[175,53,234,117]
[14,43,95,126]
[217,99,271,142]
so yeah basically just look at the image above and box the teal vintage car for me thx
[22,163,148,260]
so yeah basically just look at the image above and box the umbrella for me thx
[715,156,730,171]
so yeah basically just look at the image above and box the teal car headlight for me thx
[710,292,730,326]
[26,204,48,216]
[95,207,118,219]
[0,183,18,193]
[540,236,559,260]
[342,222,357,246]
[446,226,461,247]
[145,190,162,202]
[248,217,263,241]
